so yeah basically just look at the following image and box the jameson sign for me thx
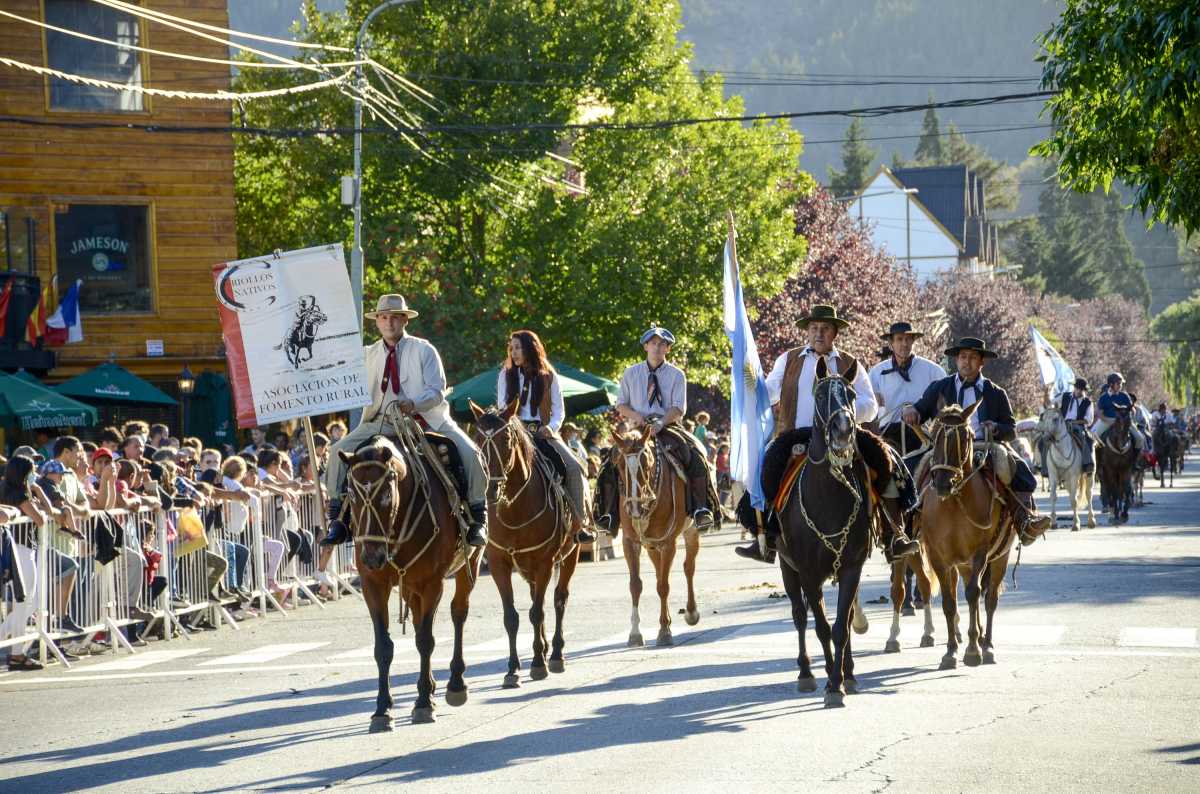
[212,244,370,428]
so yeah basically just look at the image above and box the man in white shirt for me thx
[322,294,488,548]
[1058,378,1096,474]
[869,321,946,466]
[736,305,918,563]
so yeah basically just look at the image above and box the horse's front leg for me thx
[1085,472,1097,527]
[549,546,579,673]
[937,565,960,670]
[366,579,394,733]
[652,542,677,647]
[1048,467,1059,526]
[445,564,473,707]
[528,561,552,680]
[981,555,1006,665]
[411,584,443,724]
[624,534,644,647]
[962,549,987,667]
[489,552,522,688]
[681,525,700,626]
[885,560,906,653]
[804,582,835,688]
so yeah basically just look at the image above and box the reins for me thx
[618,436,680,551]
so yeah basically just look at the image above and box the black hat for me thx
[797,304,849,330]
[880,321,924,341]
[1074,377,1088,390]
[944,336,998,359]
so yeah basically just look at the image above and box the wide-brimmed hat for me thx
[797,304,849,330]
[1074,377,1088,390]
[944,336,998,359]
[640,326,676,345]
[880,321,924,341]
[365,294,419,319]
[12,445,44,463]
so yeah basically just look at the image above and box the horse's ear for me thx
[815,356,829,380]
[843,359,859,383]
[337,449,355,464]
[962,399,982,423]
[501,398,520,420]
[469,399,485,420]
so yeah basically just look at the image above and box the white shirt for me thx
[496,368,565,432]
[618,360,687,417]
[765,347,878,429]
[953,374,987,438]
[868,354,945,428]
[1064,395,1095,425]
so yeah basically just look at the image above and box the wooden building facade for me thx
[0,0,236,390]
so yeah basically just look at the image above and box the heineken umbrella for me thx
[54,362,176,406]
[0,372,98,430]
[448,361,618,421]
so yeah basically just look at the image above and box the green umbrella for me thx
[54,362,176,406]
[0,372,98,430]
[447,362,618,421]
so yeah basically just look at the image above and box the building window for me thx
[54,204,153,314]
[45,0,144,112]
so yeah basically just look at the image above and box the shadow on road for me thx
[1154,741,1200,766]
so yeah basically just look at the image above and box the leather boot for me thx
[1011,491,1052,545]
[465,503,488,548]
[689,475,714,530]
[735,532,776,564]
[595,512,618,538]
[319,501,350,546]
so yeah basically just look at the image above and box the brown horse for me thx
[918,402,1025,671]
[1098,409,1137,524]
[611,426,700,647]
[884,555,938,654]
[340,425,482,730]
[470,400,580,688]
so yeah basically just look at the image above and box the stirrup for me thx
[691,508,714,529]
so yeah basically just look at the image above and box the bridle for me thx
[475,414,532,512]
[616,433,680,548]
[811,374,856,468]
[929,416,978,498]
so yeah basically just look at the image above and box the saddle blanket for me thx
[773,453,808,513]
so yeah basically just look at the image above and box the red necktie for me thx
[381,343,400,395]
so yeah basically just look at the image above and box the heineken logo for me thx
[25,399,53,411]
[95,384,131,397]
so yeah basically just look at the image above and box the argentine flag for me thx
[723,224,773,510]
[1029,324,1075,399]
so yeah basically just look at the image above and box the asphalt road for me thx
[2,458,1198,793]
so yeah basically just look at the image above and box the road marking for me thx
[1117,627,1198,648]
[326,644,377,661]
[198,642,329,666]
[992,624,1066,646]
[71,649,210,672]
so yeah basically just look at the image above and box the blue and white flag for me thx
[723,231,773,510]
[1028,324,1075,398]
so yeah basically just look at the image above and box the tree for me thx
[827,118,876,198]
[754,187,921,368]
[1153,297,1200,404]
[913,102,943,164]
[233,0,809,385]
[1035,0,1200,234]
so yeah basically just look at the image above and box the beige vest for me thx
[773,347,860,438]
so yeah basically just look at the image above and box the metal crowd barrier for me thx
[1,492,360,670]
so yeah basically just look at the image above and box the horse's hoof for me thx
[797,676,818,693]
[410,706,436,724]
[920,635,935,648]
[369,714,393,733]
[684,609,700,626]
[1088,519,1097,528]
[823,690,846,709]
[1071,525,1080,532]
[939,654,957,670]
[548,658,565,674]
[884,639,901,654]
[982,649,996,665]
[963,651,982,667]
[901,606,916,617]
[445,687,468,707]
[502,673,521,689]
[627,633,644,648]
[844,679,859,695]
[656,630,674,647]
[530,665,549,681]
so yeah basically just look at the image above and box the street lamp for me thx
[177,364,195,436]
[351,0,417,325]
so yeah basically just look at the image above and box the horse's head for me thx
[612,425,656,520]
[812,356,858,465]
[1111,408,1132,443]
[339,437,408,571]
[1038,403,1066,439]
[929,401,981,497]
[470,398,529,504]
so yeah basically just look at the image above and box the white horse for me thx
[1037,405,1096,531]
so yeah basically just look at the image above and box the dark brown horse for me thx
[611,426,701,648]
[340,425,481,730]
[918,403,1022,671]
[1098,409,1137,524]
[470,400,580,688]
[776,357,873,708]
[1153,423,1183,487]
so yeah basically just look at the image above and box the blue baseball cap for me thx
[39,460,67,476]
[640,326,676,346]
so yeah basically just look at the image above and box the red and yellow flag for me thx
[25,281,51,345]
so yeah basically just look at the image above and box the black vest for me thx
[1059,393,1091,421]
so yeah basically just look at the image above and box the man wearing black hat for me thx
[1058,377,1096,474]
[870,321,946,465]
[901,336,1053,543]
[735,305,919,563]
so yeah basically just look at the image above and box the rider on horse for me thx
[869,321,946,472]
[1058,377,1096,475]
[1092,373,1146,461]
[901,336,1053,544]
[496,329,596,544]
[321,294,489,548]
[595,326,716,534]
[734,305,921,564]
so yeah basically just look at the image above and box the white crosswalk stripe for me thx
[71,649,210,672]
[198,642,329,666]
[1117,627,1198,648]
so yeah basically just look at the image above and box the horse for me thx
[1153,424,1182,487]
[610,425,700,649]
[1097,409,1137,524]
[775,357,874,708]
[1037,405,1096,531]
[470,400,580,688]
[884,554,938,654]
[918,402,1024,671]
[281,299,326,369]
[339,425,482,730]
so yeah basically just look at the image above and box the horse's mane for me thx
[356,436,404,465]
[478,408,535,462]
[936,405,969,426]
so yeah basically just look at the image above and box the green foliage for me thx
[913,104,943,165]
[233,0,809,387]
[1035,0,1200,234]
[1152,296,1200,403]
[826,118,875,198]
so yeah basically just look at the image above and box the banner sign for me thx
[213,244,370,428]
